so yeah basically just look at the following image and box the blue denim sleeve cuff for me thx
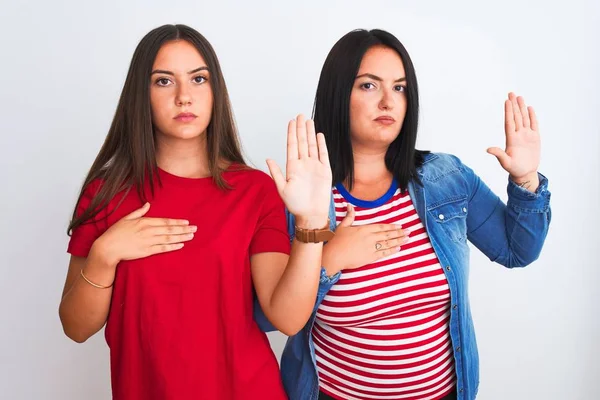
[507,172,551,213]
[320,267,341,285]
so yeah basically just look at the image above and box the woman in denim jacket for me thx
[258,28,551,400]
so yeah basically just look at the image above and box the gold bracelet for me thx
[80,269,113,289]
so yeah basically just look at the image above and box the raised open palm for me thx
[487,92,541,180]
[266,115,332,226]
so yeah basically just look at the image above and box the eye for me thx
[360,82,376,90]
[193,75,207,84]
[394,85,406,92]
[155,78,172,87]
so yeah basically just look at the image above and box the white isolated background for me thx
[0,0,598,399]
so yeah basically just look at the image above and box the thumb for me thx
[266,159,286,196]
[124,202,150,220]
[339,204,355,228]
[487,147,512,170]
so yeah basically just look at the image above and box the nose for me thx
[175,83,192,106]
[378,87,395,111]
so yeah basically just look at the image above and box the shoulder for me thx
[420,152,465,170]
[419,152,473,182]
[80,176,136,206]
[77,176,141,222]
[226,166,277,191]
[76,178,108,211]
[237,167,273,182]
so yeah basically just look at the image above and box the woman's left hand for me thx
[487,92,541,190]
[266,114,332,228]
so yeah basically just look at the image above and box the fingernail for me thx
[191,226,198,232]
[397,247,402,252]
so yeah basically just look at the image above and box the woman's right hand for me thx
[92,202,196,267]
[322,204,410,276]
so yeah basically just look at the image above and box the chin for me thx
[371,128,400,141]
[165,127,206,140]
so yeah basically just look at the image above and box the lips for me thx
[374,116,396,125]
[174,112,197,122]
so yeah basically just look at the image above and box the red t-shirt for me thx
[68,166,290,400]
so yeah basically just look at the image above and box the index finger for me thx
[369,224,403,233]
[372,226,409,240]
[316,132,330,165]
[143,217,190,226]
[287,119,298,161]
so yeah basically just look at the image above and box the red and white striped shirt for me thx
[314,185,456,400]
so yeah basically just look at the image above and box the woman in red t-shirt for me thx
[58,24,338,400]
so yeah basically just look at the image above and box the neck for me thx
[155,132,212,178]
[350,147,392,187]
[343,147,394,201]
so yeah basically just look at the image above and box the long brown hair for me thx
[68,24,245,235]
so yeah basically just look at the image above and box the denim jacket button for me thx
[463,207,467,212]
[453,304,458,310]
[439,214,445,220]
[446,266,451,271]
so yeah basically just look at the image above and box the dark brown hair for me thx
[68,24,245,235]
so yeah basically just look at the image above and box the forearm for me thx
[59,246,115,343]
[266,238,323,335]
[503,173,551,265]
[468,173,551,268]
[322,244,344,277]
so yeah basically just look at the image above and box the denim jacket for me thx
[255,152,551,400]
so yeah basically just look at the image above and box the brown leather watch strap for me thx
[295,219,335,243]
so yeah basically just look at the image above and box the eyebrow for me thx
[151,66,209,76]
[356,73,406,83]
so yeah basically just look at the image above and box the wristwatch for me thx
[294,219,335,243]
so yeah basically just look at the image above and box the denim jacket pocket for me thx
[427,196,469,243]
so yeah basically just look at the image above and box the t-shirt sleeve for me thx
[249,177,291,256]
[67,181,107,258]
